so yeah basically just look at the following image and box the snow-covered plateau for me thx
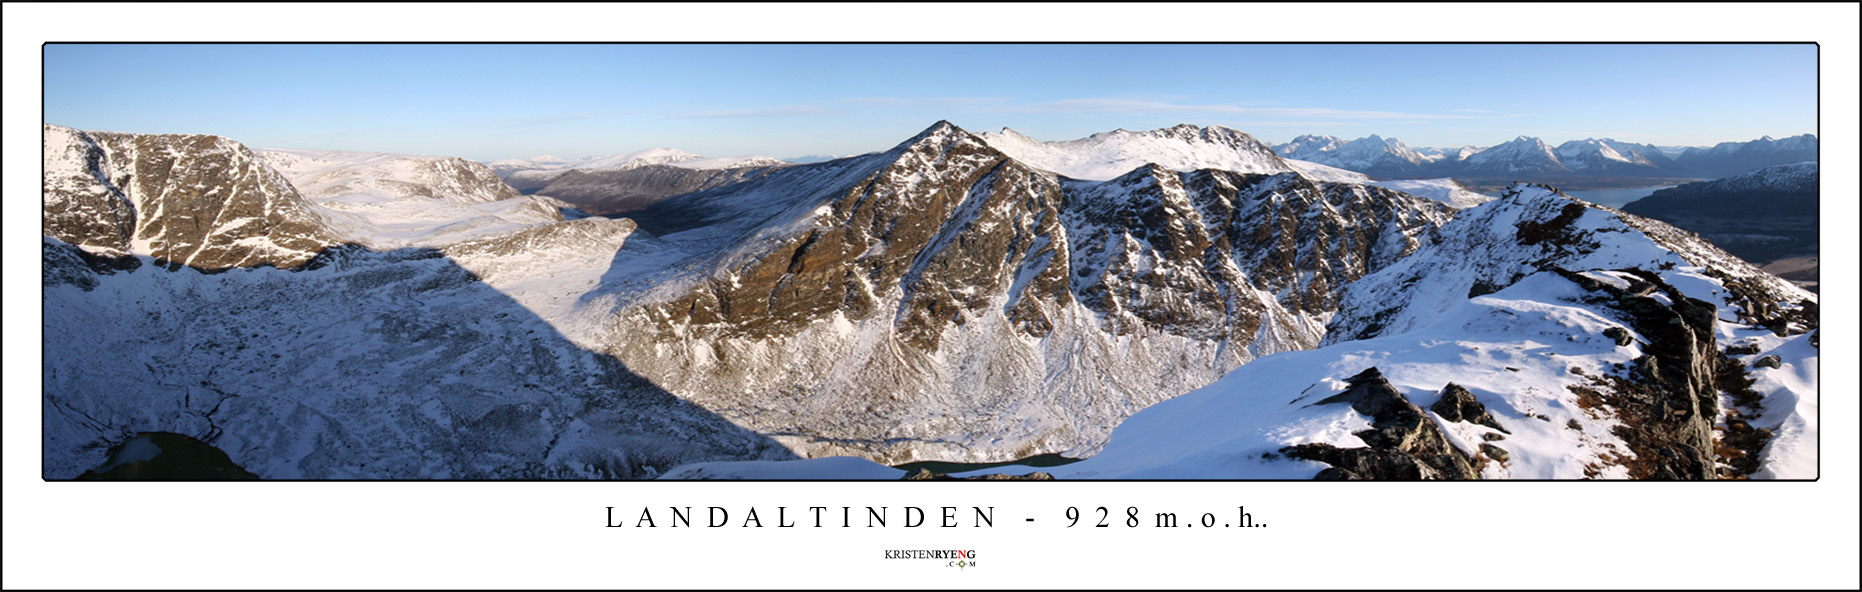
[41,122,1817,480]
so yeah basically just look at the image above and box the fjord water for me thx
[1480,186,1678,208]
[1557,186,1677,208]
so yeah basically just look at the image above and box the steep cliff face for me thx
[42,124,336,270]
[584,122,1452,463]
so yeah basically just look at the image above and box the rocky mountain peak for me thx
[42,124,337,270]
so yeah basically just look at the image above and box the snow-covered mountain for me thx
[1459,135,1570,175]
[1622,161,1819,267]
[1415,144,1484,162]
[1273,134,1347,161]
[1553,138,1681,173]
[263,148,521,204]
[42,126,795,479]
[254,148,583,251]
[43,121,1817,480]
[595,121,1452,463]
[1646,160,1818,196]
[1270,133,1814,183]
[978,124,1363,183]
[1272,134,1693,180]
[665,184,1818,480]
[1673,134,1818,179]
[42,124,336,270]
[1270,134,1438,177]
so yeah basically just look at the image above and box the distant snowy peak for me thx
[1271,134,1447,177]
[1675,134,1818,178]
[261,148,520,204]
[538,148,786,172]
[1553,138,1677,172]
[487,154,568,171]
[979,123,1298,181]
[1274,133,1703,178]
[1274,134,1346,160]
[488,148,785,192]
[1418,145,1484,162]
[1461,135,1567,174]
[671,155,788,170]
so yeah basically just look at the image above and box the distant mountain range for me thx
[1671,135,1821,179]
[488,149,789,193]
[1271,133,1816,182]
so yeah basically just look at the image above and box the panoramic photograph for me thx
[38,42,1819,481]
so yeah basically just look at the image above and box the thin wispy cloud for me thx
[673,105,840,119]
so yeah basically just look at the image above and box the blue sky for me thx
[43,43,1817,161]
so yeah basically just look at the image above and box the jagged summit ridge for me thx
[1327,182,1813,344]
[589,121,1453,463]
[978,123,1319,182]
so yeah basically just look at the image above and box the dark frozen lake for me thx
[894,453,1081,475]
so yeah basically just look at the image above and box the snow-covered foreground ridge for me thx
[43,122,1816,479]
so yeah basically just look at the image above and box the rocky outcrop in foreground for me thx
[1280,368,1478,480]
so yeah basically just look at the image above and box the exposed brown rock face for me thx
[1554,268,1732,480]
[43,124,335,270]
[602,121,1454,463]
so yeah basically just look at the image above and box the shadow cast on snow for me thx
[41,240,797,480]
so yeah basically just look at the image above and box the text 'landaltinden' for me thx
[606,506,996,528]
